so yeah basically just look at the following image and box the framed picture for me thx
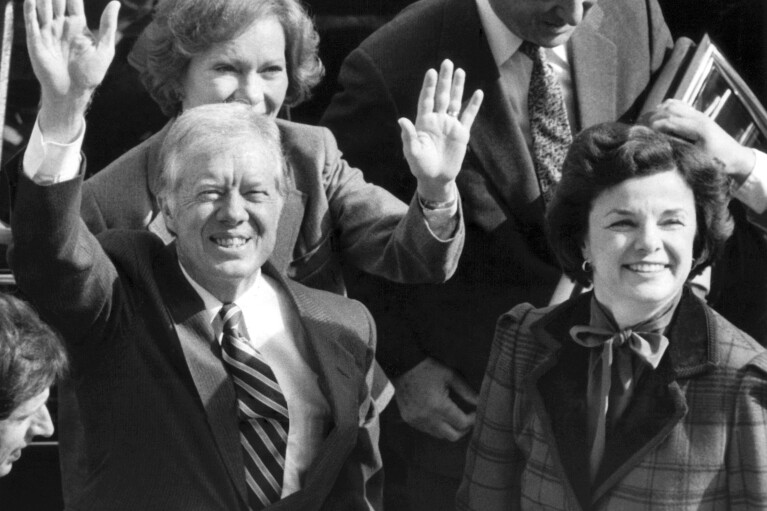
[0,0,14,287]
[671,34,767,152]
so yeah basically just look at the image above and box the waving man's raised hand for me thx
[24,0,119,141]
[400,60,483,202]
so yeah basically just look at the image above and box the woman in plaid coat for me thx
[457,123,767,510]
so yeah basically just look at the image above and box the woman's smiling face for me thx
[582,169,697,326]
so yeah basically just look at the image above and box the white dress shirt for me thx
[179,266,331,498]
[475,0,576,151]
[734,149,767,214]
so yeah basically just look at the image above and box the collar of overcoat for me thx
[144,120,306,274]
[153,243,367,509]
[526,286,718,509]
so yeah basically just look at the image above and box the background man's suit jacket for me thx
[9,170,383,511]
[321,0,673,478]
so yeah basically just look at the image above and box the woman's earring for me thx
[581,259,592,273]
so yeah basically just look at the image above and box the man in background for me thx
[321,0,673,507]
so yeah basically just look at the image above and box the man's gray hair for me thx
[158,103,286,205]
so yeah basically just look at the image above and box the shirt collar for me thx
[475,0,522,67]
[178,261,263,327]
[475,0,569,67]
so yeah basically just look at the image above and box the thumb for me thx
[97,1,120,50]
[398,117,418,146]
[447,373,478,408]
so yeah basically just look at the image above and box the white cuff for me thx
[418,183,460,240]
[732,148,767,214]
[22,116,85,184]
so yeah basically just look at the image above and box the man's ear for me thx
[158,195,177,235]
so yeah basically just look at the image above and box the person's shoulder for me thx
[84,131,161,192]
[356,0,447,59]
[705,303,767,372]
[497,301,557,332]
[282,276,375,364]
[493,302,557,363]
[276,118,327,148]
[282,276,372,333]
[275,119,334,173]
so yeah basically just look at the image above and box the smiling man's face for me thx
[162,143,284,301]
[489,0,596,47]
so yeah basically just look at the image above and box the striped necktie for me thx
[220,303,289,510]
[520,41,572,206]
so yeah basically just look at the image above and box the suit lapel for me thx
[263,266,364,510]
[153,243,248,506]
[440,0,547,224]
[570,4,617,131]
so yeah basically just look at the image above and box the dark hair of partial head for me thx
[0,293,67,420]
[546,122,733,286]
[131,0,324,116]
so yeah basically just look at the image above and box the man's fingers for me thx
[65,0,84,17]
[447,68,465,115]
[460,90,484,129]
[433,421,471,442]
[52,0,64,19]
[37,0,52,27]
[433,59,453,113]
[448,373,479,408]
[97,1,120,49]
[417,68,437,120]
[24,0,41,42]
[398,118,418,147]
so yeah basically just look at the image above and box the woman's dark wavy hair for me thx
[546,122,733,286]
[0,293,67,420]
[129,0,324,116]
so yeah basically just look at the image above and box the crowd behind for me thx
[2,0,767,510]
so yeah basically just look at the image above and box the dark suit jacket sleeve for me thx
[8,162,125,346]
[648,0,673,72]
[321,48,432,376]
[81,181,109,234]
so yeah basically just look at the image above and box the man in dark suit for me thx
[10,1,390,509]
[321,0,673,507]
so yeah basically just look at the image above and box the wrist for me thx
[38,93,91,144]
[729,147,756,185]
[416,180,456,204]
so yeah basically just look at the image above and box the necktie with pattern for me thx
[520,41,573,206]
[220,303,289,510]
